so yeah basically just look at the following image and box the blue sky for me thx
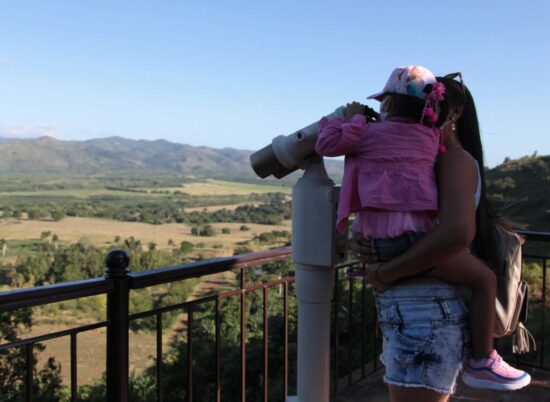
[0,1,548,167]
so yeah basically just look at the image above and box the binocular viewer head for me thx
[250,106,347,179]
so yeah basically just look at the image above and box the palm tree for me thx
[52,234,59,250]
[0,239,7,257]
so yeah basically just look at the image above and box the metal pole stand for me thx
[287,155,345,402]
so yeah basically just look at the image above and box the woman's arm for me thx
[375,149,479,284]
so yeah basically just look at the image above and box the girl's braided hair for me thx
[382,93,440,127]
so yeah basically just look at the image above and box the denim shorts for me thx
[365,231,426,261]
[376,284,471,394]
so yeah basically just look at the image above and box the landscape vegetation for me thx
[0,136,549,401]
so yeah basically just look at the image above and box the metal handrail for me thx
[0,277,113,311]
[130,246,291,289]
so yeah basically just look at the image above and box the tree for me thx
[179,241,194,254]
[40,231,52,241]
[51,210,65,221]
[199,225,215,237]
[0,310,65,401]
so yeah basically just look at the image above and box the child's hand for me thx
[349,232,378,263]
[345,102,366,119]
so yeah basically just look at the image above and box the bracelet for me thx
[373,263,391,286]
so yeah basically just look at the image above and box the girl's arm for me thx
[375,149,479,284]
[315,113,366,157]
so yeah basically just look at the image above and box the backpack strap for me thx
[512,322,536,354]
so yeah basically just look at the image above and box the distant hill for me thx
[485,154,550,232]
[0,136,344,182]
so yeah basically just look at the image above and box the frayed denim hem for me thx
[382,376,456,395]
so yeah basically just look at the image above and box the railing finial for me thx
[105,250,130,278]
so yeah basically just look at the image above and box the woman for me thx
[360,74,521,401]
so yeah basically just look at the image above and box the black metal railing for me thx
[1,247,295,402]
[0,230,549,401]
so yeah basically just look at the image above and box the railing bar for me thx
[283,282,289,399]
[263,287,269,402]
[0,280,112,312]
[0,321,107,350]
[541,259,547,367]
[25,343,34,402]
[129,295,217,321]
[240,270,246,402]
[371,292,378,371]
[220,279,295,300]
[348,275,353,386]
[215,297,222,402]
[71,333,77,402]
[130,248,292,289]
[156,313,163,402]
[187,307,193,402]
[361,263,366,379]
[332,268,340,393]
[517,230,550,241]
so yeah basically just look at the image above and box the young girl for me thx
[315,66,530,391]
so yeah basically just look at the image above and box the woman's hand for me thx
[364,263,390,292]
[345,102,366,119]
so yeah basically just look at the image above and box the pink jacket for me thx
[315,115,440,235]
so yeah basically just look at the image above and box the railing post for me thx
[105,249,130,402]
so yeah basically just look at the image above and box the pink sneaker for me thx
[462,350,531,391]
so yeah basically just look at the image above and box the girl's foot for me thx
[462,350,531,391]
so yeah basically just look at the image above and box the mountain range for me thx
[1,135,549,231]
[0,136,344,181]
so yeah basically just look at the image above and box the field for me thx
[0,177,294,388]
[0,217,290,251]
[158,179,291,195]
[0,177,292,258]
[0,179,290,201]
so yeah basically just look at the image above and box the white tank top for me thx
[464,151,482,209]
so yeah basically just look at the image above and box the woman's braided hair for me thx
[436,76,501,267]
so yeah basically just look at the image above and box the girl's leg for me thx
[433,250,495,358]
[388,385,450,402]
[435,251,531,391]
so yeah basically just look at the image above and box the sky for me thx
[0,0,549,168]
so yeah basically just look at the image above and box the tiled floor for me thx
[332,367,550,402]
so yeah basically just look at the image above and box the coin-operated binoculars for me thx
[250,107,348,402]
